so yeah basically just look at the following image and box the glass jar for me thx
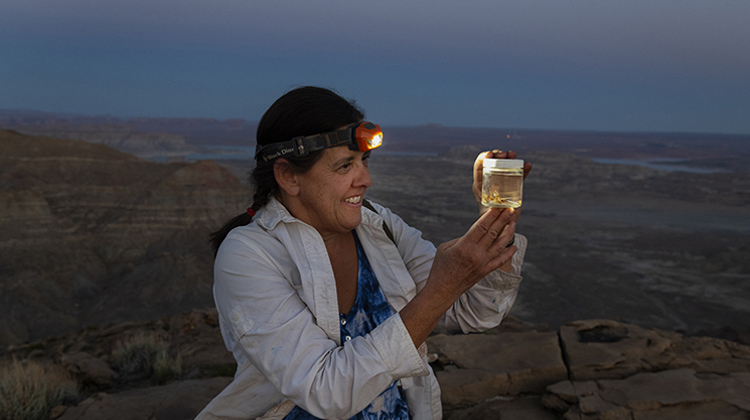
[481,158,524,208]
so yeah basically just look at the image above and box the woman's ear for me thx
[274,159,300,196]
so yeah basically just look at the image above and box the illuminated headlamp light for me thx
[255,121,383,162]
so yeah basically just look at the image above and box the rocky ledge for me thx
[5,310,749,420]
[431,318,750,419]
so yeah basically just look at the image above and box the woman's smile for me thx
[344,195,363,205]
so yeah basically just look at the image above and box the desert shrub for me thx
[112,331,182,384]
[152,349,183,384]
[25,343,46,352]
[0,359,78,420]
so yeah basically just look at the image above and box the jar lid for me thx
[483,158,524,169]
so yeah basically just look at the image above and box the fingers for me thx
[486,149,515,159]
[473,151,492,195]
[489,243,517,270]
[490,220,516,254]
[486,218,517,269]
[480,212,516,250]
[470,212,517,275]
[473,151,491,178]
[466,207,515,246]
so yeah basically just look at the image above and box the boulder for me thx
[55,377,232,420]
[60,352,117,386]
[428,330,567,407]
[544,369,750,419]
[435,366,511,407]
[444,395,559,420]
[560,319,750,381]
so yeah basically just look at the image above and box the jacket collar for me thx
[255,196,297,232]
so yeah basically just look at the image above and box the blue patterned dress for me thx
[284,231,411,420]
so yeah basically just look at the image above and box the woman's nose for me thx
[354,163,373,188]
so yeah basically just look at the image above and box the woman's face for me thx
[293,146,373,238]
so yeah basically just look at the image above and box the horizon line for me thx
[1,107,749,138]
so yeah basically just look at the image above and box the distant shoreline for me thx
[590,157,728,174]
[157,144,736,175]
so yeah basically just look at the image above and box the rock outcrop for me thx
[4,311,748,420]
[2,122,198,159]
[55,378,232,420]
[544,369,750,420]
[429,329,567,401]
[428,318,750,419]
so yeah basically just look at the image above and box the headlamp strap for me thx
[255,126,354,162]
[302,127,353,151]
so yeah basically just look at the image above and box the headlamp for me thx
[255,121,383,162]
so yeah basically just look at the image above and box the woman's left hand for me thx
[473,150,532,217]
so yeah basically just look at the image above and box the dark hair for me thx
[210,86,365,255]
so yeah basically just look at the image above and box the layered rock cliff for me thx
[4,123,198,159]
[0,129,249,346]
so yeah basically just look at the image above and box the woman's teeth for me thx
[344,196,362,204]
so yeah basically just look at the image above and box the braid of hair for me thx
[210,163,277,256]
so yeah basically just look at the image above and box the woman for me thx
[197,86,530,420]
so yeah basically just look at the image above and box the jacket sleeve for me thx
[213,231,430,419]
[372,202,527,333]
[441,234,526,332]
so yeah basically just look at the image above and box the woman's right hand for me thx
[399,207,517,346]
[429,207,516,301]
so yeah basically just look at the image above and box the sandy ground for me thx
[516,198,750,335]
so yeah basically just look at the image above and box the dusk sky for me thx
[1,0,748,134]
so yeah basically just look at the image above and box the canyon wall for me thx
[0,129,249,346]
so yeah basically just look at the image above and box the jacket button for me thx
[344,335,352,341]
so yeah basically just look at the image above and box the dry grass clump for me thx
[113,331,182,384]
[0,359,77,420]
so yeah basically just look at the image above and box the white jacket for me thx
[196,197,527,420]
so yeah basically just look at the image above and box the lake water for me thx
[591,158,724,174]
